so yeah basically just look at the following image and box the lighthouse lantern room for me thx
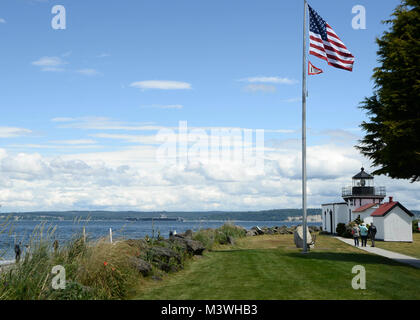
[342,167,386,212]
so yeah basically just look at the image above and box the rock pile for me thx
[246,225,320,236]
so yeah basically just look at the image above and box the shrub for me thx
[336,223,346,236]
[192,229,215,250]
[413,220,419,233]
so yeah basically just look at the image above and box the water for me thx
[0,219,321,262]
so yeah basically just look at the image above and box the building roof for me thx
[321,202,347,206]
[353,203,377,213]
[352,167,373,180]
[371,201,414,217]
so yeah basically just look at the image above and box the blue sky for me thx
[0,0,418,212]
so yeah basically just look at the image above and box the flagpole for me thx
[301,0,308,253]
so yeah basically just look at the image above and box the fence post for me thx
[83,227,86,243]
[109,228,113,244]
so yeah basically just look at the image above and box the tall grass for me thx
[0,221,247,300]
[193,223,246,250]
[0,223,140,300]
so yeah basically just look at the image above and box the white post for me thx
[301,0,308,253]
[109,228,113,244]
[83,227,86,243]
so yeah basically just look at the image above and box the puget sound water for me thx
[0,219,321,263]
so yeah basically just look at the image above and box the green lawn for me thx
[373,233,420,259]
[133,234,420,300]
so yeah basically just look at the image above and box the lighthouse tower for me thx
[342,167,386,212]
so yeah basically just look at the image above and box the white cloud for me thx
[141,104,184,110]
[32,56,67,72]
[97,53,110,58]
[284,97,301,103]
[0,127,32,138]
[240,76,298,85]
[244,84,276,93]
[0,18,6,24]
[61,51,72,57]
[32,56,66,67]
[49,139,97,145]
[52,117,166,131]
[0,137,419,212]
[51,117,76,123]
[130,80,192,90]
[76,69,101,76]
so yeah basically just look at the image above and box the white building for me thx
[321,202,348,233]
[321,168,414,242]
[371,197,414,242]
[322,168,386,234]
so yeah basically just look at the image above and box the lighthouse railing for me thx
[342,186,386,197]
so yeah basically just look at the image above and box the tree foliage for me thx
[357,0,420,182]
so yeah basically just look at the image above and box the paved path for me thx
[335,236,420,269]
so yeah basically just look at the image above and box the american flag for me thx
[308,5,355,72]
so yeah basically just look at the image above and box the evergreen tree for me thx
[357,0,420,182]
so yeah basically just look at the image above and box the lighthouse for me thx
[342,167,386,211]
[322,168,414,241]
[321,167,386,234]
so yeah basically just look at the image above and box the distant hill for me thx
[1,209,322,221]
[3,208,418,222]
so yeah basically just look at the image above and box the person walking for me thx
[360,223,369,247]
[53,239,59,253]
[368,223,377,247]
[352,224,360,247]
[14,242,22,263]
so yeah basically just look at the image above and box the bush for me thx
[336,223,346,236]
[413,220,419,233]
[192,223,246,250]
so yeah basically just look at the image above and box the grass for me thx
[372,233,420,259]
[0,222,247,300]
[0,224,141,300]
[133,234,420,300]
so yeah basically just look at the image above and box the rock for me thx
[265,228,275,235]
[152,275,162,281]
[130,257,152,276]
[251,226,264,235]
[184,229,193,238]
[148,246,181,263]
[293,226,314,249]
[246,229,257,237]
[154,261,181,273]
[227,236,235,245]
[174,229,193,239]
[172,238,205,255]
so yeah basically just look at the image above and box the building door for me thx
[330,211,333,234]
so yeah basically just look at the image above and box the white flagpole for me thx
[302,0,308,253]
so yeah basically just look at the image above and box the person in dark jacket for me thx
[368,223,377,247]
[14,242,22,263]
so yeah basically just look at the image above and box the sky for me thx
[0,0,419,212]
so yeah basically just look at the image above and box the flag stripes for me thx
[308,5,355,72]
